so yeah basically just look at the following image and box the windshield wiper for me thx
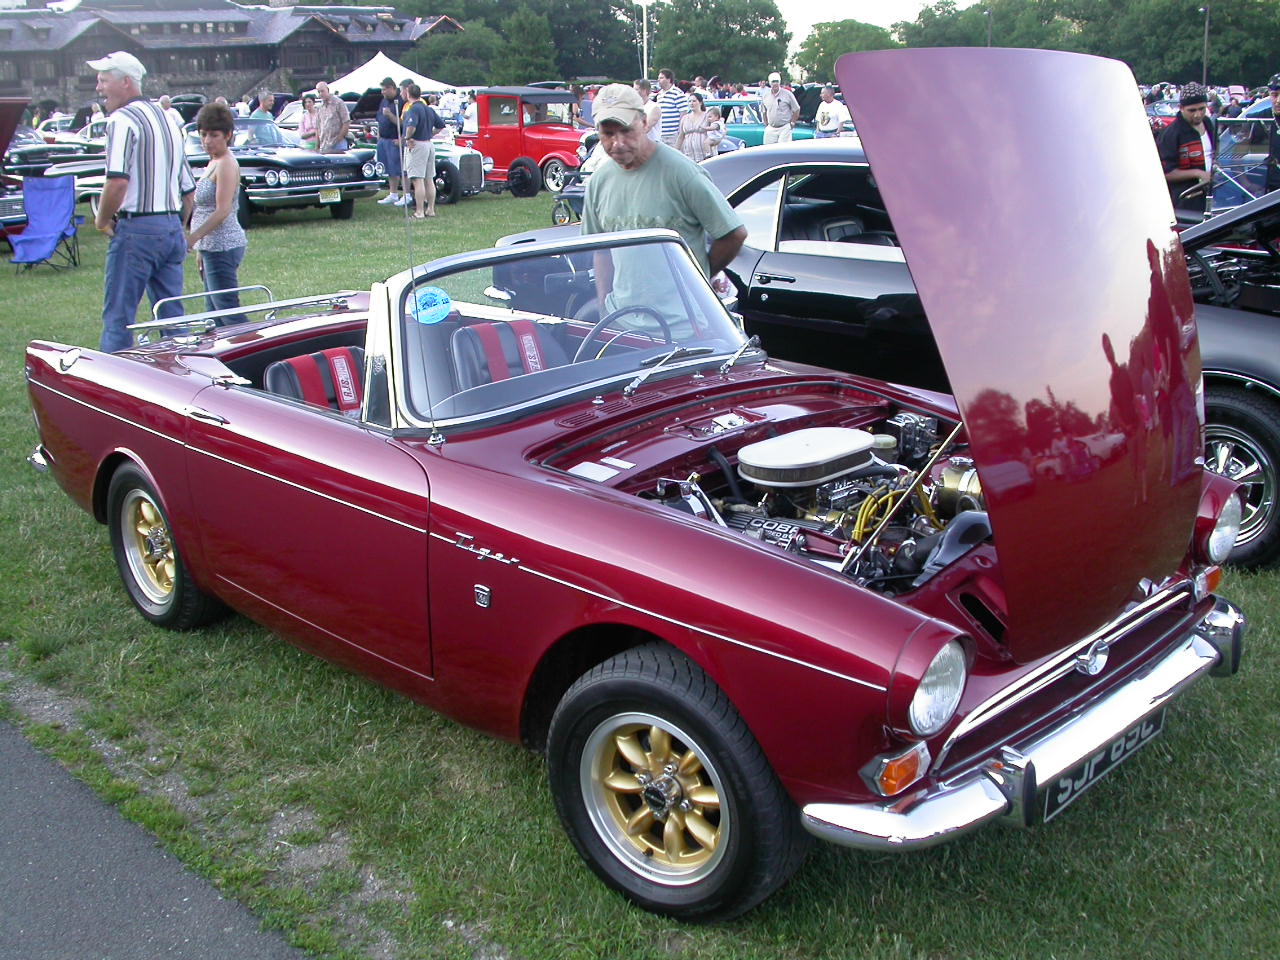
[624,346,714,397]
[718,334,762,374]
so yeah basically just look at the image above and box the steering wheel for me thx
[572,304,673,362]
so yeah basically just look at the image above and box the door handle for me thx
[755,272,795,285]
[184,406,228,426]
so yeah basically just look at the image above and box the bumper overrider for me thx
[803,596,1245,851]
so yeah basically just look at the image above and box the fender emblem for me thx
[474,584,491,608]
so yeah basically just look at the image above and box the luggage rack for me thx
[128,286,360,344]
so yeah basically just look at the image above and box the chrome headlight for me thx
[908,641,966,737]
[264,169,279,186]
[1207,493,1243,563]
[362,161,376,178]
[482,156,494,172]
[374,161,386,176]
[277,170,291,186]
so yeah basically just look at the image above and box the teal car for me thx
[705,97,817,146]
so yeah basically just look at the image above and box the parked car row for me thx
[22,49,1250,922]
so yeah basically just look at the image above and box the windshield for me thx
[711,101,763,124]
[184,119,292,151]
[524,100,575,125]
[396,236,751,423]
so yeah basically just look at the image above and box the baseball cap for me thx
[768,72,782,83]
[1269,73,1280,91]
[593,83,646,129]
[86,51,146,81]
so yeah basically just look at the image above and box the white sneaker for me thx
[377,194,400,205]
[394,196,413,206]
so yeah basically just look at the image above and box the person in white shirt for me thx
[461,91,478,135]
[633,79,662,143]
[158,95,184,131]
[813,86,851,138]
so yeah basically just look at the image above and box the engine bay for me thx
[550,396,991,597]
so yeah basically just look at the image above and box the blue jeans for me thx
[100,215,187,352]
[200,245,246,314]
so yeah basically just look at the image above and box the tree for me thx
[793,20,899,82]
[649,0,790,83]
[403,21,505,86]
[491,7,559,84]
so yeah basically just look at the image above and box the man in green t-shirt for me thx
[582,83,745,332]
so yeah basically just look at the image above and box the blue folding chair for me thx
[9,175,81,272]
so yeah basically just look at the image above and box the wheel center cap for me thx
[641,777,681,819]
[144,529,169,560]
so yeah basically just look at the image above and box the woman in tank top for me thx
[186,102,247,316]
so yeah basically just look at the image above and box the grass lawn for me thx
[1,192,1278,960]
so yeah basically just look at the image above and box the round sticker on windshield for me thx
[414,286,453,324]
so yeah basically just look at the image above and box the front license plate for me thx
[319,188,341,204]
[1043,708,1166,822]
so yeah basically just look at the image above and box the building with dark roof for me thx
[0,0,461,110]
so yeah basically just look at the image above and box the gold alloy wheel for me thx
[580,711,728,884]
[121,489,176,605]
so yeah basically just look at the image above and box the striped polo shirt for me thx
[103,97,195,214]
[656,86,689,142]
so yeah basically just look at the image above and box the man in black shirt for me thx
[1157,83,1215,216]
[375,77,407,206]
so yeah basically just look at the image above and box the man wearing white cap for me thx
[762,72,800,144]
[581,84,745,332]
[88,51,195,353]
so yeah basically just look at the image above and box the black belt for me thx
[117,210,179,219]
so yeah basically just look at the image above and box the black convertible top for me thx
[478,86,577,104]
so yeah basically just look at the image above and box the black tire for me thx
[546,643,809,920]
[434,162,462,205]
[107,464,227,630]
[329,196,355,220]
[541,157,568,193]
[1204,386,1280,568]
[236,190,252,229]
[508,157,542,198]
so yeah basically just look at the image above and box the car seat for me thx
[264,346,365,416]
[451,321,568,390]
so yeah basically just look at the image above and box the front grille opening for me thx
[960,592,1005,644]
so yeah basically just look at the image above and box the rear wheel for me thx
[541,158,568,193]
[546,644,808,920]
[508,157,542,198]
[236,191,252,228]
[329,196,355,220]
[107,464,227,630]
[1204,386,1280,568]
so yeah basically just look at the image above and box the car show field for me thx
[2,108,1279,960]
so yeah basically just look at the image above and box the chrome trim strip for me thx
[936,584,1193,766]
[801,624,1229,852]
[186,444,427,534]
[1202,369,1280,402]
[512,559,887,692]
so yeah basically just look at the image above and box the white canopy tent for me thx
[325,52,450,95]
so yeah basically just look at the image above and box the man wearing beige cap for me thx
[762,71,800,144]
[581,84,745,331]
[88,50,195,352]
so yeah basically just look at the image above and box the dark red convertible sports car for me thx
[25,49,1246,920]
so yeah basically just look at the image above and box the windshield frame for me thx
[386,230,755,432]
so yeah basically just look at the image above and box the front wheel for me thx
[107,464,227,630]
[1204,386,1280,568]
[434,162,462,204]
[507,157,542,198]
[329,196,355,220]
[546,644,808,920]
[551,198,575,226]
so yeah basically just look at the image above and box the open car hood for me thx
[837,49,1202,663]
[0,98,30,158]
[1180,188,1280,252]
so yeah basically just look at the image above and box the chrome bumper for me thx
[245,182,381,205]
[802,597,1245,852]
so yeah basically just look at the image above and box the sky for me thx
[774,0,975,51]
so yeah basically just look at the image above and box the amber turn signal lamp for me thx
[862,741,931,797]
